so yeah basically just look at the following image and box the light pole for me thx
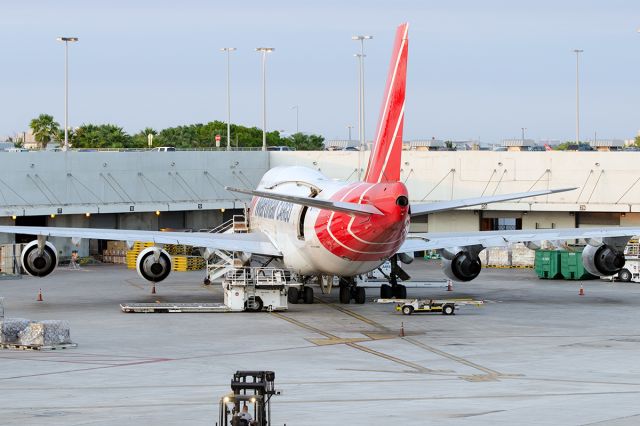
[256,47,274,151]
[56,36,79,151]
[352,35,373,155]
[521,127,527,145]
[220,47,236,151]
[347,125,354,142]
[573,49,583,145]
[291,105,299,133]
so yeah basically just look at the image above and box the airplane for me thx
[0,23,635,306]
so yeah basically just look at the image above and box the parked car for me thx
[267,146,295,151]
[153,147,176,152]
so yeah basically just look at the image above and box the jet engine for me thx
[21,240,58,277]
[136,247,172,283]
[582,243,625,277]
[441,248,482,282]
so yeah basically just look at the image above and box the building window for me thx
[481,217,522,231]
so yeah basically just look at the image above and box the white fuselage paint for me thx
[248,166,385,277]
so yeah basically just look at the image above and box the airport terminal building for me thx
[0,150,639,257]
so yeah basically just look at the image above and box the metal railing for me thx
[204,219,234,234]
[224,267,289,287]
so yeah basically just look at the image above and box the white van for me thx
[153,147,176,152]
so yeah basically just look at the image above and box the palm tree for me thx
[29,114,60,149]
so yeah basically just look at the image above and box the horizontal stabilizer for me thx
[226,187,383,216]
[410,188,576,216]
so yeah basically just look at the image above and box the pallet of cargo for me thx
[120,302,232,313]
[0,342,78,351]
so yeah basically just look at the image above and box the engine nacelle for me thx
[21,240,58,277]
[442,250,482,282]
[136,247,172,283]
[582,244,625,277]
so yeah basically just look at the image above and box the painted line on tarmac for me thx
[315,296,506,379]
[315,296,390,331]
[0,358,172,381]
[402,336,502,377]
[271,311,431,373]
[5,389,640,411]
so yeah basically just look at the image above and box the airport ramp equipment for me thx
[377,298,484,315]
[120,303,232,313]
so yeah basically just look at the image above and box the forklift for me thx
[218,371,279,426]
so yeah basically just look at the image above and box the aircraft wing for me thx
[410,188,575,216]
[0,226,281,256]
[399,227,640,253]
[226,186,383,216]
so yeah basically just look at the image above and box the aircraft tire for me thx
[288,287,300,304]
[394,285,407,299]
[339,286,351,304]
[354,287,366,304]
[380,284,392,298]
[303,286,314,304]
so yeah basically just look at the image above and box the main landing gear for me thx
[338,277,366,304]
[288,285,314,304]
[379,254,410,299]
[380,283,407,299]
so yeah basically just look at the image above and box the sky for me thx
[0,0,639,143]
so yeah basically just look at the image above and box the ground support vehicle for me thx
[121,267,291,313]
[376,298,484,315]
[218,371,280,426]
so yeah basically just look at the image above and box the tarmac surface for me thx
[1,259,640,425]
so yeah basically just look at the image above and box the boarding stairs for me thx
[206,215,250,282]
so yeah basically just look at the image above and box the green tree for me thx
[29,114,60,149]
[131,128,159,148]
[555,141,571,151]
[55,127,75,147]
[8,136,23,148]
[157,121,286,149]
[73,124,133,149]
[285,133,325,150]
[634,135,640,147]
[444,140,456,151]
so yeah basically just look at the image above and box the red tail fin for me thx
[363,23,409,184]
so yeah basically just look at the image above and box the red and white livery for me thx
[1,23,636,304]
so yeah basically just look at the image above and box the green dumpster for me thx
[560,249,596,280]
[534,250,562,279]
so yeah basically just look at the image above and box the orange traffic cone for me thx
[579,285,585,296]
[447,280,453,291]
[151,284,156,295]
[37,289,43,302]
[400,321,405,337]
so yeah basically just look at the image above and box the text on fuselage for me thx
[253,198,294,222]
